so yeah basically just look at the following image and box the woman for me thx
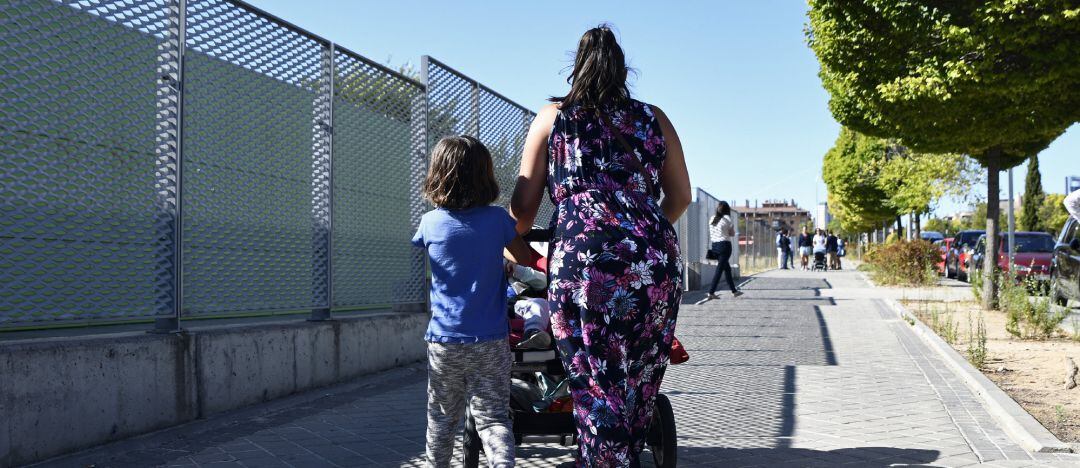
[704,202,743,301]
[509,25,692,467]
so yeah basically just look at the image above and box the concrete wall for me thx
[0,311,427,467]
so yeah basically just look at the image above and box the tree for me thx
[877,146,980,237]
[923,218,949,236]
[1040,193,1071,236]
[822,127,898,234]
[1021,156,1046,232]
[807,1,1080,308]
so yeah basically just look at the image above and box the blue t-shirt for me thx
[412,206,517,343]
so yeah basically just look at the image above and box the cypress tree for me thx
[1021,156,1045,233]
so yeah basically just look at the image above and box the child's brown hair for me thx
[423,135,500,210]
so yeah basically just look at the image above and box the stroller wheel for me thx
[463,408,482,468]
[647,394,677,467]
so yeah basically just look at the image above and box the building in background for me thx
[815,202,831,230]
[1067,176,1080,194]
[944,211,974,226]
[734,199,811,234]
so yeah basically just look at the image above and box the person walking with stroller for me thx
[703,201,743,301]
[812,228,828,270]
[412,136,534,468]
[508,25,691,467]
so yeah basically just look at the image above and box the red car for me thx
[969,232,1056,283]
[947,230,984,281]
[934,238,953,275]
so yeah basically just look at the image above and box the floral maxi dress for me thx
[546,100,683,467]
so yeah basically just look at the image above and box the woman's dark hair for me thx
[550,24,631,110]
[711,201,732,225]
[423,135,499,210]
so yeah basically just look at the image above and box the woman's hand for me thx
[510,104,559,234]
[652,106,691,223]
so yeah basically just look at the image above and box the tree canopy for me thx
[807,0,1080,308]
[806,1,1078,166]
[822,127,897,233]
[877,148,980,216]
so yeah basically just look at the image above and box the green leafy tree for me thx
[1020,156,1046,232]
[923,218,949,236]
[822,127,898,233]
[877,146,980,236]
[1040,193,1071,236]
[807,1,1080,308]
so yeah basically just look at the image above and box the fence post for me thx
[310,42,334,321]
[152,0,186,333]
[472,80,481,139]
[399,59,432,314]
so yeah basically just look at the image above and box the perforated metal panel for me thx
[0,0,171,326]
[423,57,555,229]
[331,49,426,308]
[180,0,329,315]
[3,2,545,330]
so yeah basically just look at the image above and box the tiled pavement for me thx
[37,269,1080,467]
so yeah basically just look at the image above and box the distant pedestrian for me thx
[779,229,793,270]
[412,136,528,468]
[798,226,813,270]
[836,237,846,270]
[705,201,743,301]
[776,230,785,269]
[826,231,839,270]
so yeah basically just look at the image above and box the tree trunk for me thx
[896,216,903,240]
[914,212,921,239]
[982,149,1002,310]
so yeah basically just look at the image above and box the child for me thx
[412,135,529,468]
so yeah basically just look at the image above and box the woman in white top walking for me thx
[705,201,743,300]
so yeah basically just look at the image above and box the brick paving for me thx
[38,269,1080,467]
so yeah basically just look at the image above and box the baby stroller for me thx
[811,250,828,272]
[462,229,678,468]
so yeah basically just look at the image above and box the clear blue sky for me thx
[248,0,1077,217]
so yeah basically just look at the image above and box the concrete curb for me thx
[884,298,1072,454]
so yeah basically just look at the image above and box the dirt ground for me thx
[904,300,1080,443]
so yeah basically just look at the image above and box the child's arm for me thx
[504,236,533,266]
[504,236,544,272]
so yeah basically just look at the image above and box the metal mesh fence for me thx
[423,57,556,228]
[181,0,329,316]
[6,0,731,330]
[0,0,441,329]
[331,49,426,309]
[1,0,171,327]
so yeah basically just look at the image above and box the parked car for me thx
[968,232,1056,285]
[921,231,945,242]
[934,238,952,275]
[947,230,985,281]
[1051,217,1080,307]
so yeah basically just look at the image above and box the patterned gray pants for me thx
[425,340,515,468]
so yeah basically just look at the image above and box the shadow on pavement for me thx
[672,445,941,467]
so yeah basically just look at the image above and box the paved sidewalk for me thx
[39,269,1080,467]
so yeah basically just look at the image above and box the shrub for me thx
[999,271,1067,339]
[967,311,987,368]
[864,240,940,286]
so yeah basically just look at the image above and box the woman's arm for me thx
[651,105,691,223]
[510,104,559,234]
